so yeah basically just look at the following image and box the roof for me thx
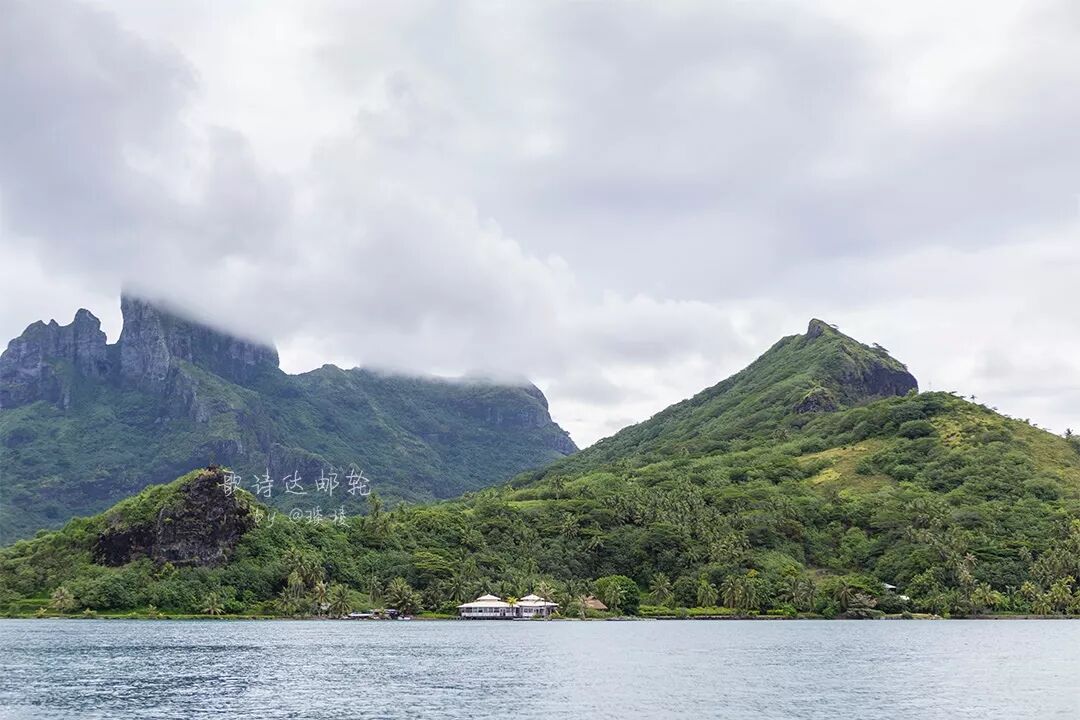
[516,594,558,608]
[458,593,510,609]
[584,596,607,610]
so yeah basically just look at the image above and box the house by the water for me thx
[457,593,558,619]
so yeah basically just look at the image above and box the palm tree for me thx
[601,583,625,615]
[365,573,384,605]
[743,575,762,611]
[696,578,718,608]
[447,571,472,604]
[312,580,329,616]
[535,580,557,603]
[386,577,420,614]
[201,591,224,616]
[278,570,307,616]
[721,576,741,609]
[283,549,321,587]
[575,595,590,620]
[649,573,674,608]
[835,583,855,611]
[50,586,76,613]
[1047,577,1074,613]
[328,584,352,617]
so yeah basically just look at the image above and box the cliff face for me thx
[0,309,108,409]
[118,295,279,391]
[0,295,278,411]
[800,319,918,406]
[93,467,254,567]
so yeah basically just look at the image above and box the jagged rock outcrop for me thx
[0,295,278,410]
[93,467,255,567]
[118,295,279,391]
[801,319,918,405]
[795,385,839,414]
[0,309,108,409]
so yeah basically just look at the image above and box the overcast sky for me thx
[1,0,1078,446]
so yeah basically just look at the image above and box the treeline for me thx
[3,392,1080,619]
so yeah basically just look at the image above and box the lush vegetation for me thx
[0,347,574,543]
[3,322,1079,619]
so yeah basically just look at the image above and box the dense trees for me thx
[3,327,1080,621]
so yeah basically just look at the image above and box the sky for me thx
[1,0,1078,447]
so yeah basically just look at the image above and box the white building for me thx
[457,593,558,619]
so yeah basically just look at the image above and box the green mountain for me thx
[0,295,575,542]
[3,320,1079,619]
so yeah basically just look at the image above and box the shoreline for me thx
[4,613,1078,622]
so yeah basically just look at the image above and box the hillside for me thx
[0,296,575,542]
[2,321,1079,619]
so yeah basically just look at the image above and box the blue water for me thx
[0,619,1077,719]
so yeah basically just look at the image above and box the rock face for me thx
[802,319,918,405]
[0,295,277,410]
[93,467,255,567]
[794,385,839,414]
[0,309,108,409]
[118,295,278,391]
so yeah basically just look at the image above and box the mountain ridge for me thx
[2,320,1079,619]
[0,295,576,542]
[524,318,918,481]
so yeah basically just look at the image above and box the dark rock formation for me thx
[0,309,108,409]
[795,385,839,414]
[118,294,279,391]
[802,319,918,406]
[94,467,254,567]
[0,295,277,410]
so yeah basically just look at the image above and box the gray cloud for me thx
[1,0,1078,446]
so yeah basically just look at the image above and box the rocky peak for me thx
[0,308,108,409]
[118,294,279,390]
[93,466,255,567]
[805,318,835,340]
[795,318,918,409]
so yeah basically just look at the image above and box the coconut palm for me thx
[835,583,855,611]
[696,578,718,608]
[720,576,741,609]
[50,586,76,613]
[278,570,307,616]
[535,580,557,603]
[575,595,590,620]
[312,580,330,615]
[649,573,674,608]
[447,571,472,603]
[386,577,421,614]
[201,591,224,616]
[328,584,352,617]
[1047,577,1074,613]
[600,583,625,615]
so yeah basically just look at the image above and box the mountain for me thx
[3,320,1079,619]
[0,295,575,542]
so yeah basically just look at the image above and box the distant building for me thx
[457,593,558,619]
[516,594,559,618]
[583,596,607,611]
